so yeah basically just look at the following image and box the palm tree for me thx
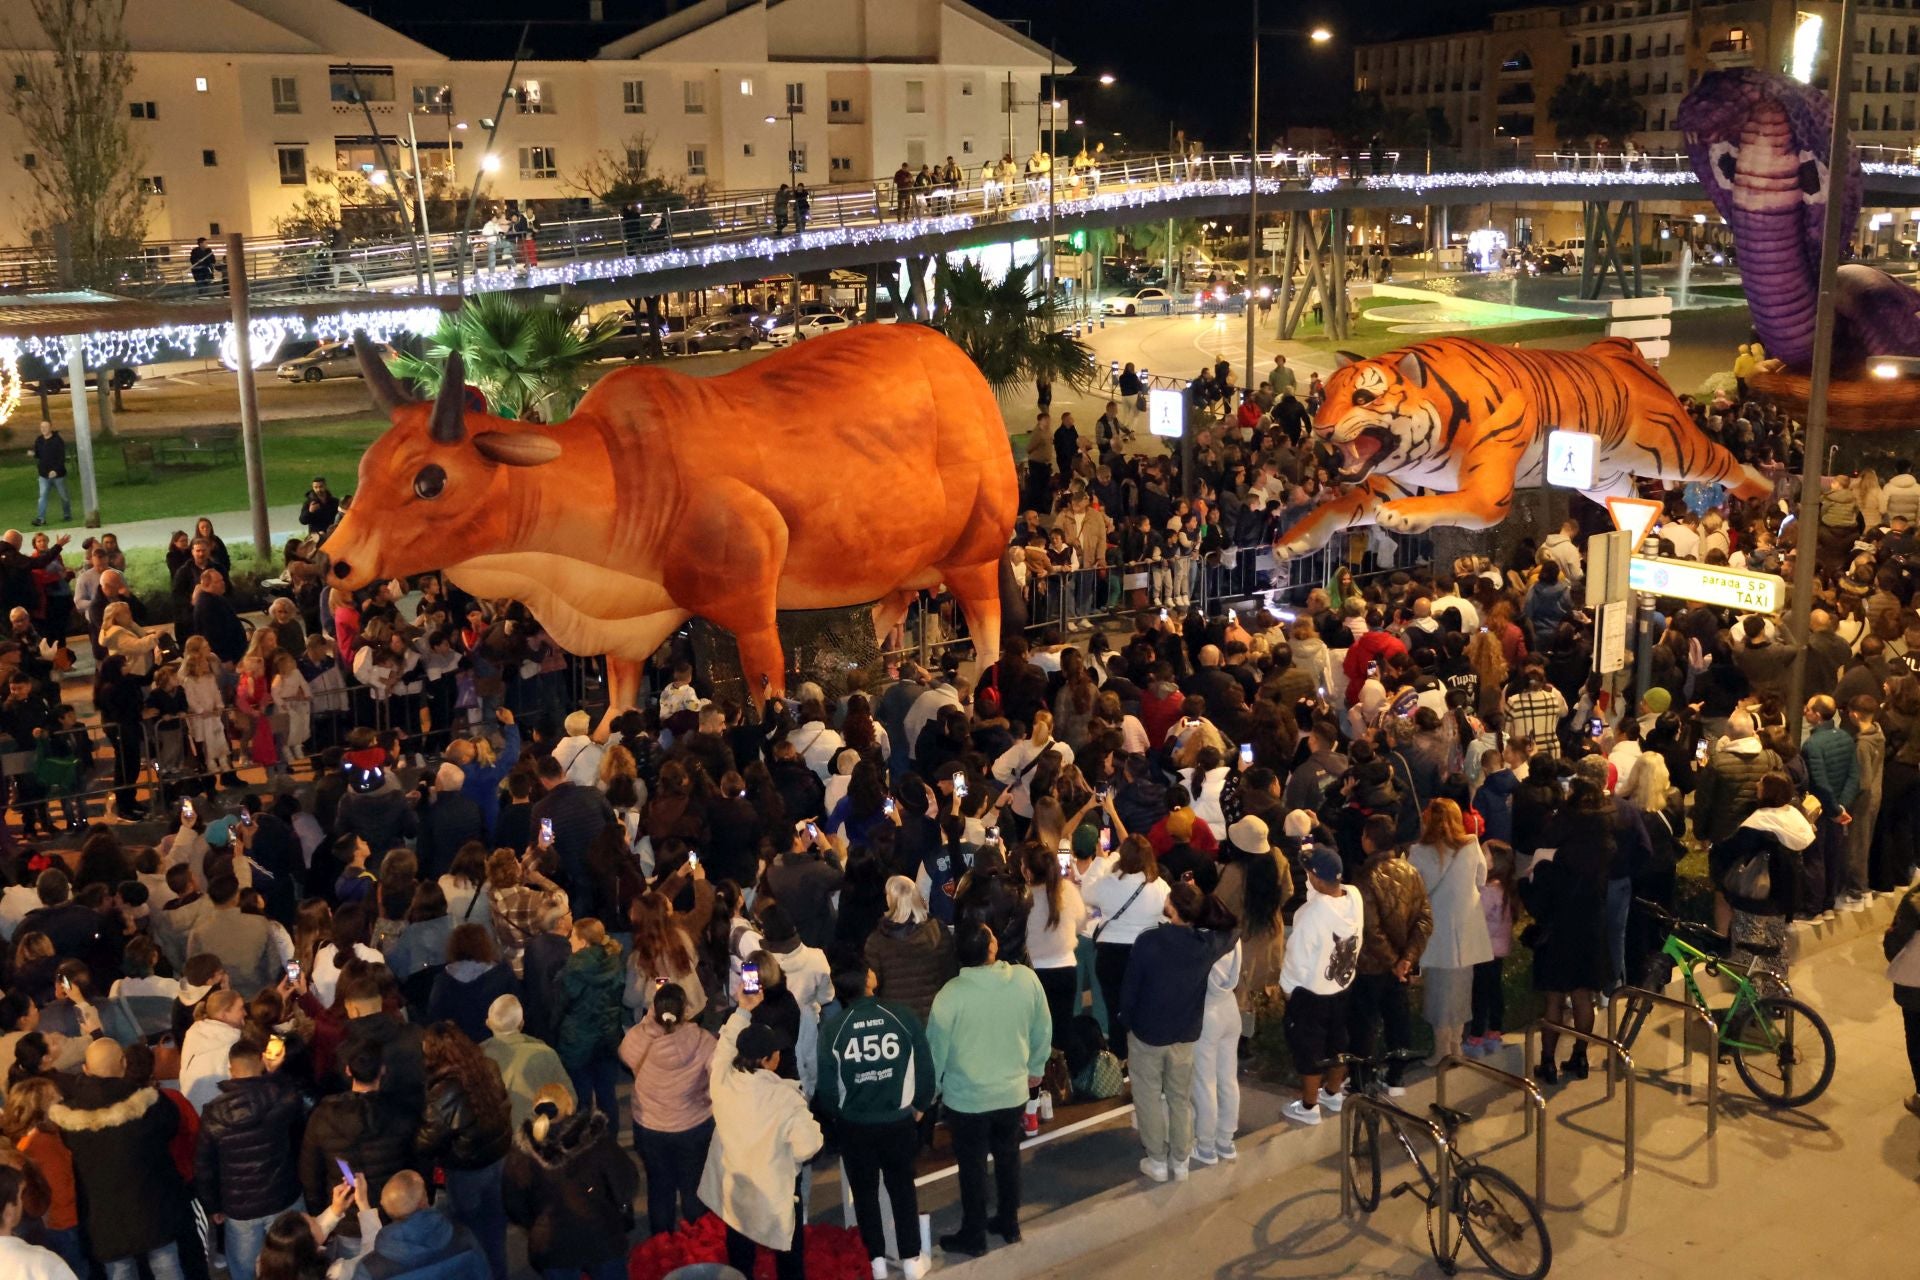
[932,258,1096,394]
[389,293,619,422]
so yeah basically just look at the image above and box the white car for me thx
[764,312,853,347]
[1102,286,1174,317]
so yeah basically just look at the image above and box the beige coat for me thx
[699,1011,824,1250]
[1216,854,1292,1010]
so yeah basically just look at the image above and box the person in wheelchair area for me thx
[1706,770,1812,994]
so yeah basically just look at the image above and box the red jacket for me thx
[1140,684,1186,747]
[1342,630,1408,705]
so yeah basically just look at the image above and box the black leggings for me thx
[1095,941,1135,1060]
[1035,965,1077,1052]
[725,1176,804,1280]
[1905,1005,1920,1094]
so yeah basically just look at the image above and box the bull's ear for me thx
[1333,350,1364,369]
[473,431,562,467]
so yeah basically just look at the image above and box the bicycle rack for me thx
[1606,985,1720,1139]
[1524,1019,1636,1178]
[1340,1095,1454,1261]
[1435,1054,1549,1204]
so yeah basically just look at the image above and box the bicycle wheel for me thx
[1455,1164,1552,1280]
[1346,1108,1382,1212]
[1726,995,1836,1108]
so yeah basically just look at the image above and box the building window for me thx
[743,142,755,157]
[22,152,37,170]
[960,79,975,96]
[272,76,300,113]
[961,137,974,154]
[209,222,220,235]
[905,80,925,113]
[202,149,218,166]
[413,83,453,113]
[624,145,648,172]
[686,146,707,176]
[789,143,808,173]
[684,80,705,114]
[515,80,552,114]
[739,78,755,96]
[830,96,853,114]
[623,80,645,113]
[194,76,209,92]
[517,145,557,179]
[785,82,805,114]
[830,156,852,173]
[277,146,306,185]
[329,65,395,103]
[139,175,166,195]
[129,100,158,119]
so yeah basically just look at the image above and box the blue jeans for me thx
[36,474,70,522]
[106,1243,186,1280]
[542,1262,626,1280]
[1606,876,1633,989]
[444,1161,508,1280]
[568,1051,620,1118]
[226,1202,299,1280]
[635,1119,712,1235]
[38,1225,87,1278]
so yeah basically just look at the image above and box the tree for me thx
[933,259,1096,393]
[1547,73,1646,149]
[390,294,620,423]
[2,0,149,287]
[566,134,692,215]
[274,165,462,244]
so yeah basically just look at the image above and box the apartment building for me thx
[1352,31,1489,162]
[0,0,1055,247]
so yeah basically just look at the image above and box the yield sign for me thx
[1607,496,1662,548]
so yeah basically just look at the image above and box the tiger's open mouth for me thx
[1334,425,1397,480]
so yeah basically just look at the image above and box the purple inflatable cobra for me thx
[1679,68,1920,372]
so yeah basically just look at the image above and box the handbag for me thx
[1723,850,1772,901]
[1072,1048,1124,1100]
[32,740,80,795]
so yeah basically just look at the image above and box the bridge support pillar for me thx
[1277,210,1351,342]
[1579,200,1645,300]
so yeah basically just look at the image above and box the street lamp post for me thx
[403,110,439,292]
[1245,13,1333,397]
[765,110,799,185]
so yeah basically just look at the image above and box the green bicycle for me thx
[1617,900,1835,1108]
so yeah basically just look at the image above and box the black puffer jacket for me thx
[415,1067,513,1171]
[195,1075,306,1220]
[954,867,1031,964]
[864,918,958,1024]
[50,1078,188,1264]
[501,1110,639,1271]
[298,1090,418,1234]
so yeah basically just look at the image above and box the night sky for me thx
[358,0,1529,146]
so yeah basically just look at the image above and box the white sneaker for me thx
[902,1257,929,1280]
[1386,1084,1408,1098]
[1318,1088,1345,1114]
[872,1259,891,1280]
[1171,1160,1190,1181]
[1139,1156,1170,1182]
[1283,1099,1323,1125]
[1217,1139,1238,1161]
[1847,895,1871,913]
[1190,1146,1219,1166]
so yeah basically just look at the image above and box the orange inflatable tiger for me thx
[1274,337,1774,556]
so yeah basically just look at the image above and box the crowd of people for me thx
[3,340,1920,1280]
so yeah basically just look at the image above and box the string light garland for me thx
[218,316,290,371]
[0,341,21,428]
[11,307,447,377]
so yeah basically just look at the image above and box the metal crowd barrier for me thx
[1524,1019,1636,1179]
[1339,1094,1454,1261]
[1606,985,1720,1139]
[1434,1053,1549,1203]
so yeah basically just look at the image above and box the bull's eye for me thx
[413,464,447,500]
[1351,388,1376,406]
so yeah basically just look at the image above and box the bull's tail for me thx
[1000,550,1029,637]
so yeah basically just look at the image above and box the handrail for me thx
[1434,1054,1549,1203]
[1525,1019,1636,1178]
[1607,985,1720,1139]
[1340,1094,1454,1261]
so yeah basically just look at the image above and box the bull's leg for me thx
[941,556,1002,671]
[595,609,691,739]
[873,587,919,647]
[664,482,791,701]
[598,655,646,740]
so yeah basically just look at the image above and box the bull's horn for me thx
[354,332,413,415]
[431,350,467,444]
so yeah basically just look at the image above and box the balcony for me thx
[1705,35,1754,67]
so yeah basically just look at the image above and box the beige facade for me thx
[0,0,1053,247]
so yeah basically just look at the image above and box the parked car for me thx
[1101,286,1175,317]
[276,340,390,383]
[665,315,766,354]
[764,312,852,347]
[24,366,140,396]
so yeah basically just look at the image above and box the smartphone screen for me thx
[740,962,762,995]
[240,808,254,827]
[1057,851,1074,876]
[538,816,554,848]
[686,850,700,868]
[1695,738,1709,762]
[1239,743,1255,767]
[180,799,195,823]
[1100,827,1112,852]
[335,1159,356,1188]
[285,960,301,982]
[1367,661,1380,678]
[806,821,820,841]
[883,797,896,816]
[1588,717,1605,738]
[954,776,969,799]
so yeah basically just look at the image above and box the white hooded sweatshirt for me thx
[1280,884,1365,997]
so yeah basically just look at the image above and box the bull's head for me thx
[320,334,564,590]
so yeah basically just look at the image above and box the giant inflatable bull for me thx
[323,324,1020,717]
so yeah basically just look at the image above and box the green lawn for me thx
[1,417,386,527]
[1282,296,1607,359]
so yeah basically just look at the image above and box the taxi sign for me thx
[1627,555,1784,613]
